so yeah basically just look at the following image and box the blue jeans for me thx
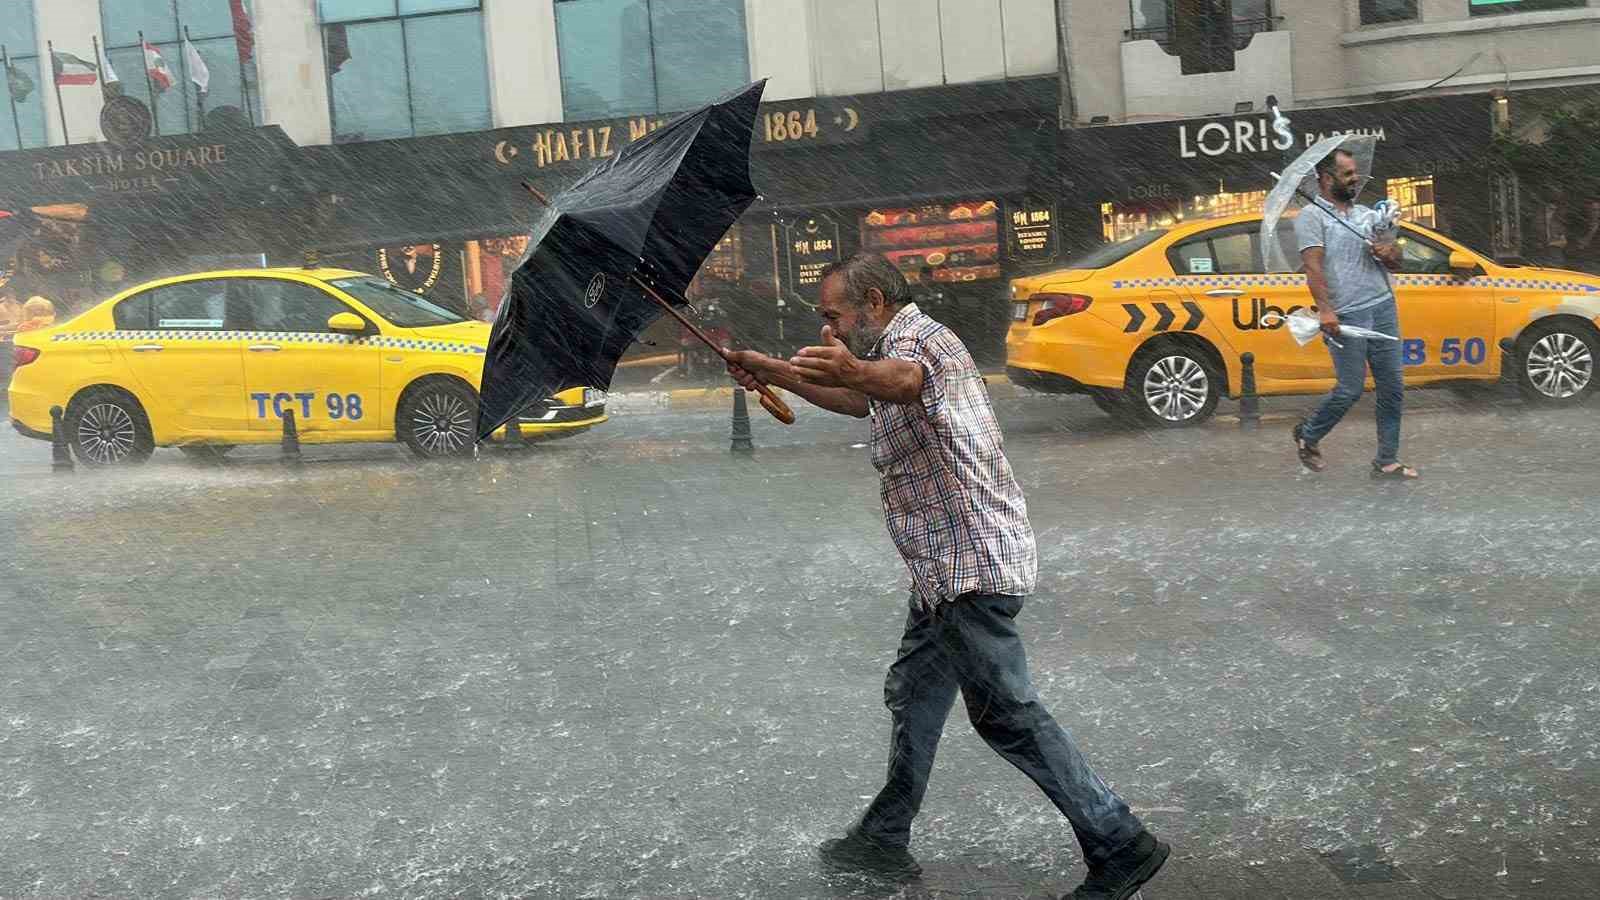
[855,593,1144,867]
[1301,300,1404,466]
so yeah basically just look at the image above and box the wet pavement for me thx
[2,387,1599,898]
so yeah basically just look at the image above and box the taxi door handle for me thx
[248,344,282,352]
[131,344,163,352]
[1204,289,1245,298]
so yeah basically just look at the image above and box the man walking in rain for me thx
[1292,148,1419,479]
[724,254,1169,899]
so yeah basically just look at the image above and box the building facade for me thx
[3,0,1597,363]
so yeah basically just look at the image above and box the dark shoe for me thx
[1293,422,1326,472]
[1068,831,1170,900]
[818,830,922,880]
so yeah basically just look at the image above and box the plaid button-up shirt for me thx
[867,303,1037,612]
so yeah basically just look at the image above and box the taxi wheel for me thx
[64,387,154,466]
[399,379,478,459]
[1125,344,1221,427]
[1090,390,1136,421]
[1517,320,1598,406]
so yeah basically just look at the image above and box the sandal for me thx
[1292,423,1326,472]
[1371,462,1420,480]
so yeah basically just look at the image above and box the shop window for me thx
[1469,0,1586,15]
[1100,188,1268,242]
[99,0,262,135]
[1359,0,1418,24]
[2,2,47,149]
[554,0,749,120]
[1386,176,1436,229]
[1126,1,1276,74]
[861,201,1002,285]
[322,2,490,142]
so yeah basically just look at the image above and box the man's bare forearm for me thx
[843,358,924,406]
[750,366,869,417]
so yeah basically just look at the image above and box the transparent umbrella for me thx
[1261,132,1381,274]
[1262,309,1400,349]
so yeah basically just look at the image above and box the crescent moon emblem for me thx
[842,107,859,132]
[494,141,519,164]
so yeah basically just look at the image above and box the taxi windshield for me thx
[1061,228,1169,270]
[331,277,467,328]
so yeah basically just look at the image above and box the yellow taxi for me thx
[8,267,606,463]
[1006,213,1600,426]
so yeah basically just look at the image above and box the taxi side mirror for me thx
[328,312,366,333]
[1448,250,1480,273]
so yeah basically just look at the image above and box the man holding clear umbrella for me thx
[1291,148,1419,480]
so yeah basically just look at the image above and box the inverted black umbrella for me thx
[476,79,794,442]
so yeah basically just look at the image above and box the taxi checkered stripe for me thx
[1110,275,1600,292]
[50,330,487,355]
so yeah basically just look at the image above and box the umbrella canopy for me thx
[1261,133,1379,273]
[476,80,766,441]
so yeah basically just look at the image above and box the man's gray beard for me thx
[847,323,883,357]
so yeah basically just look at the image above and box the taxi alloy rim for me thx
[77,403,137,464]
[1143,356,1209,422]
[1527,333,1593,399]
[412,392,473,455]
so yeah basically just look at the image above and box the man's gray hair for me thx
[820,253,911,310]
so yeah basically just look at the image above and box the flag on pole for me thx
[230,0,255,65]
[143,40,173,92]
[51,51,99,86]
[6,62,33,102]
[96,42,119,88]
[182,36,209,94]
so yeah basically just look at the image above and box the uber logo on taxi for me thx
[1232,297,1309,331]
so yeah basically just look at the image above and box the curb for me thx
[605,373,1020,414]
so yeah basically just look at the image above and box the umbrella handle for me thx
[629,272,796,426]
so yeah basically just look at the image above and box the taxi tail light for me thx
[12,345,39,368]
[1032,293,1093,326]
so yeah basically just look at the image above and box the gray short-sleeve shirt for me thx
[1295,199,1393,315]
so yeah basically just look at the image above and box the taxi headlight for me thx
[583,388,606,407]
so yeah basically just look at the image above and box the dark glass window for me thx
[554,0,749,120]
[1360,0,1418,24]
[1167,224,1265,275]
[322,3,490,142]
[247,280,359,333]
[1469,0,1585,15]
[1,2,48,149]
[98,0,261,135]
[148,280,233,330]
[113,292,153,330]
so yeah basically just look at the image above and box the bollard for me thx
[1238,352,1261,430]
[730,387,754,453]
[280,408,302,464]
[50,406,74,472]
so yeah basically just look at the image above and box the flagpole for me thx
[138,30,160,137]
[46,40,68,145]
[2,45,23,150]
[237,42,253,125]
[232,0,256,124]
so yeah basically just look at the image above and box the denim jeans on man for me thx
[1300,300,1404,465]
[855,592,1144,868]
